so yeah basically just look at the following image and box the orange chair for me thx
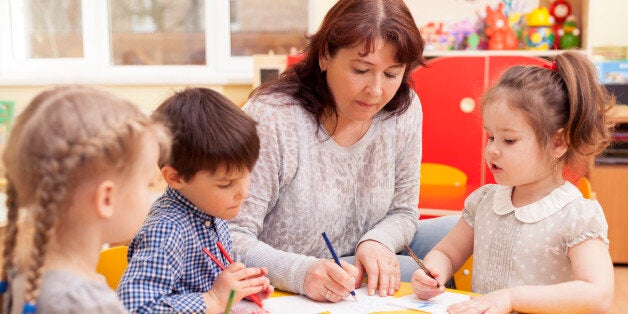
[96,245,129,290]
[453,256,473,292]
[576,176,593,199]
[419,163,468,217]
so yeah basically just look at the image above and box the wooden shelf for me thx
[609,104,628,123]
[591,165,628,263]
[592,105,628,264]
[423,49,583,58]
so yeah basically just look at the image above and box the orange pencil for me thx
[202,244,264,309]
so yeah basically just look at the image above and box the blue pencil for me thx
[321,232,358,302]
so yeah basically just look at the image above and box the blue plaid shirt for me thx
[117,187,232,314]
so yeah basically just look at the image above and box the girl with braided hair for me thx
[0,85,170,313]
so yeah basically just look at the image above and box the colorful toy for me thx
[467,33,480,50]
[558,15,580,49]
[523,6,555,50]
[484,3,518,50]
[549,0,571,24]
[550,0,572,48]
[420,21,455,51]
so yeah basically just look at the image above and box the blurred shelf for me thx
[423,49,583,58]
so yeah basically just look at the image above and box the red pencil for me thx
[202,244,264,309]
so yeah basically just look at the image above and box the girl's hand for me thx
[355,240,400,297]
[303,259,359,302]
[203,262,270,313]
[447,289,512,314]
[410,267,444,300]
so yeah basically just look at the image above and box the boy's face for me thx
[176,166,250,220]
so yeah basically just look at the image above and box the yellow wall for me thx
[0,84,253,117]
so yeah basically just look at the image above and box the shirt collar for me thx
[492,181,581,223]
[165,186,217,223]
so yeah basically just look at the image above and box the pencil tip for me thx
[352,295,358,302]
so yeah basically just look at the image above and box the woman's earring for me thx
[553,157,559,172]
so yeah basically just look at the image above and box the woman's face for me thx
[319,38,405,123]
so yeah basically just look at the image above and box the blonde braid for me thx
[0,182,19,311]
[22,156,73,307]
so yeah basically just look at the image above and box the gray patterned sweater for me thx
[229,92,423,294]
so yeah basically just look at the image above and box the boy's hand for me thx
[411,267,444,300]
[255,276,274,300]
[447,289,512,314]
[203,262,271,313]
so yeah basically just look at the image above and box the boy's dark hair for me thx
[153,87,259,180]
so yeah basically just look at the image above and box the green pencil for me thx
[224,289,235,314]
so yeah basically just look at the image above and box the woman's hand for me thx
[202,262,271,313]
[303,259,359,302]
[410,267,444,300]
[447,289,512,314]
[355,240,400,297]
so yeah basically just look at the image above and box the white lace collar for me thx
[492,182,581,223]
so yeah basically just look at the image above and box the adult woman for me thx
[229,0,457,302]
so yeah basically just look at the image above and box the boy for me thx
[117,88,273,313]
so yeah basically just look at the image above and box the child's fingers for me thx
[225,262,246,272]
[411,270,443,300]
[234,286,266,302]
[231,266,266,280]
[421,268,442,288]
[238,275,271,290]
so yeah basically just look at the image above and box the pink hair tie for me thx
[543,61,558,72]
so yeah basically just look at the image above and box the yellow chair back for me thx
[96,245,129,290]
[453,256,473,292]
[420,163,467,187]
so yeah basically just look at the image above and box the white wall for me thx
[588,0,628,47]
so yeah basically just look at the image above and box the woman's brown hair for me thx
[0,85,170,311]
[252,0,425,129]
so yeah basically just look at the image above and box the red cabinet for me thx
[411,55,549,208]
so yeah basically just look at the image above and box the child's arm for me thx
[412,217,474,299]
[202,262,274,314]
[448,238,614,314]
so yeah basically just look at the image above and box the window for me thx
[0,0,310,85]
[230,0,307,56]
[11,0,84,59]
[109,0,205,65]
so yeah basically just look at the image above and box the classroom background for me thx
[0,0,626,312]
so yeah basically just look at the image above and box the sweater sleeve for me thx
[359,93,422,253]
[229,97,318,295]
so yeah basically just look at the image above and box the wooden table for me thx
[270,282,475,314]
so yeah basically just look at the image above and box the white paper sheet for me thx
[263,286,409,314]
[262,286,470,314]
[389,291,470,314]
